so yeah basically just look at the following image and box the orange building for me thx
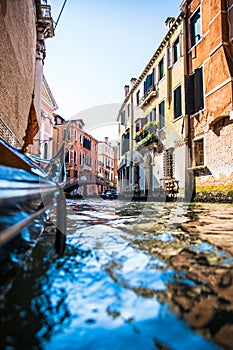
[182,0,233,195]
[53,118,98,196]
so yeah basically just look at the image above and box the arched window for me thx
[73,150,77,164]
[65,150,70,163]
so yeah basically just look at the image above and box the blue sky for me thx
[44,0,181,139]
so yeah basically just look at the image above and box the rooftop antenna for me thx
[54,0,68,30]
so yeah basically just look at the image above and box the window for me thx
[83,137,91,150]
[65,150,70,163]
[173,37,180,63]
[74,130,77,140]
[144,69,155,94]
[63,129,66,140]
[159,101,165,129]
[191,8,201,47]
[135,122,140,132]
[194,138,204,166]
[74,170,78,178]
[174,85,182,119]
[80,134,83,144]
[121,111,125,125]
[159,58,164,80]
[127,104,130,118]
[121,131,129,155]
[136,90,140,106]
[43,143,48,159]
[185,67,204,115]
[152,108,156,121]
[194,67,204,112]
[168,46,172,67]
[73,150,77,164]
[141,116,147,128]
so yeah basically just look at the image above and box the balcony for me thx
[134,121,158,142]
[135,133,158,151]
[38,4,54,39]
[81,164,92,172]
[139,84,158,107]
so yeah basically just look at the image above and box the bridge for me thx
[63,176,111,194]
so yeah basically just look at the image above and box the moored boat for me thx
[0,137,66,255]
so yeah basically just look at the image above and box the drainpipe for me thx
[129,93,134,191]
[34,28,45,156]
[182,1,196,201]
[129,78,136,192]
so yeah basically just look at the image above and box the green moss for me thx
[196,184,233,194]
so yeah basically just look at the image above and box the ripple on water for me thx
[69,224,128,251]
[0,200,231,350]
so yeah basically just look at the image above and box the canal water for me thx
[0,199,233,350]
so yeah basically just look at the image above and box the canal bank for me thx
[0,199,233,350]
[194,185,233,204]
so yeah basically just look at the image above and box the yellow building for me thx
[117,13,188,200]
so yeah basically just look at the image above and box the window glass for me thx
[127,104,130,118]
[194,139,204,166]
[65,150,70,163]
[136,91,140,106]
[191,9,201,47]
[173,37,180,63]
[159,58,164,80]
[168,46,172,67]
[74,150,77,164]
[174,85,182,119]
[43,143,48,159]
[159,101,165,129]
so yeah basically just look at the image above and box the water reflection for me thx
[0,199,233,349]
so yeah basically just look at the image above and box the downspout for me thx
[130,93,134,191]
[182,1,196,201]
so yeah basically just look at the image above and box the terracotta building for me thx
[181,0,233,196]
[53,118,99,196]
[0,1,54,153]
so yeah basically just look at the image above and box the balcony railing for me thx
[135,133,158,150]
[39,5,54,39]
[134,121,158,142]
[139,84,158,107]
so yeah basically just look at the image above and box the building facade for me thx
[117,0,233,200]
[98,137,115,192]
[0,1,54,152]
[53,118,99,196]
[117,14,187,199]
[181,0,233,196]
[38,75,58,159]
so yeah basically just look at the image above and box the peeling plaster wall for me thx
[0,0,36,145]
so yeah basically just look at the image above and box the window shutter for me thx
[185,75,194,115]
[194,67,204,112]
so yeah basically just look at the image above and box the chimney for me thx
[124,85,129,97]
[105,137,109,144]
[130,77,137,87]
[165,17,175,30]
